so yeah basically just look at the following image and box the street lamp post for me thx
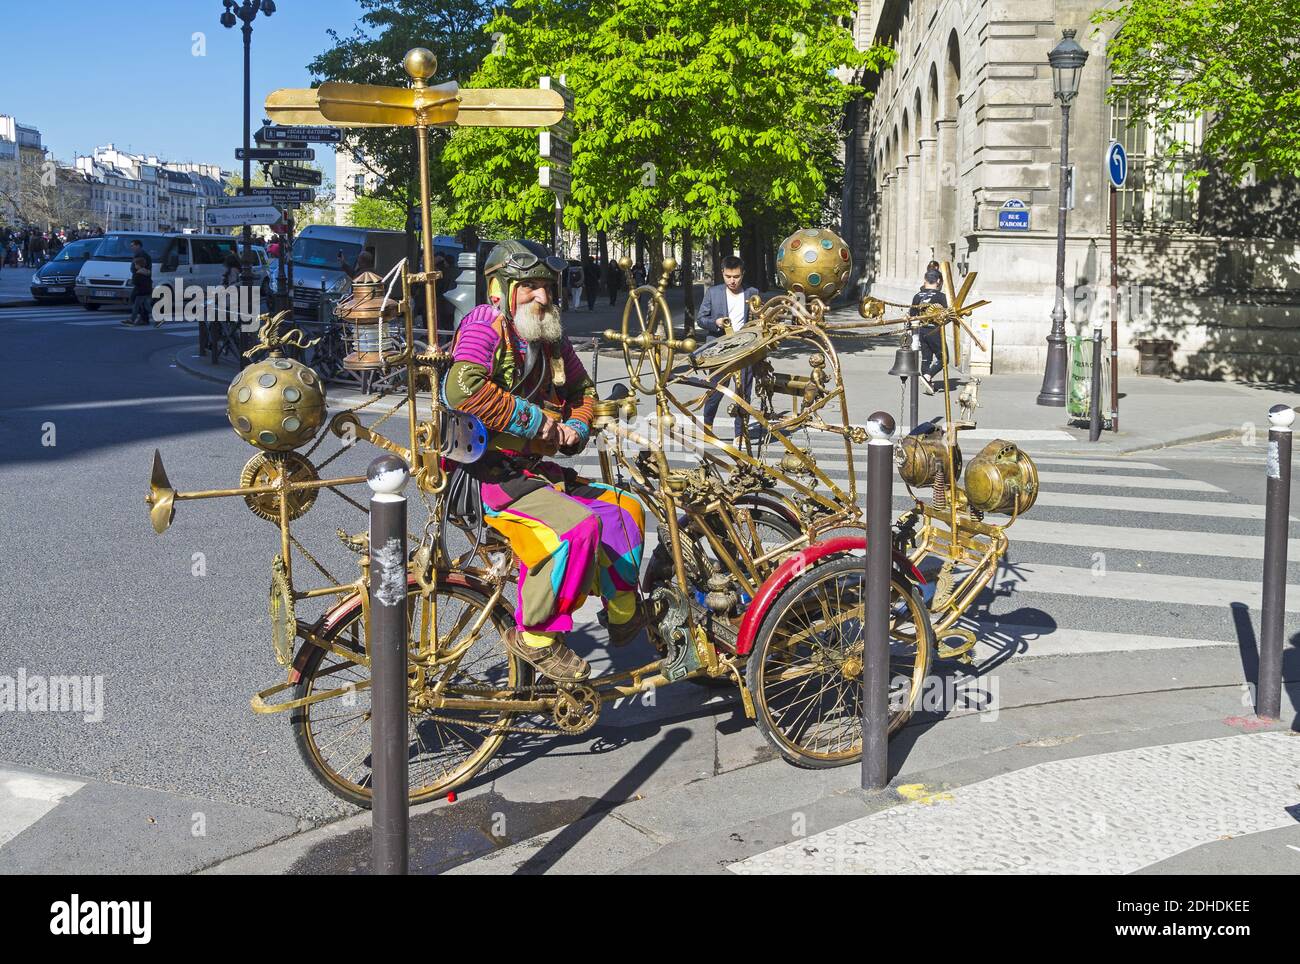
[221,0,276,300]
[1036,28,1089,407]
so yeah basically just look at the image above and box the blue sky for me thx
[3,0,375,176]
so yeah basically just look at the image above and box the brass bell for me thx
[888,347,921,378]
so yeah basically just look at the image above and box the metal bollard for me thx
[1088,318,1103,442]
[909,331,921,432]
[861,410,895,790]
[1257,404,1293,719]
[367,454,410,874]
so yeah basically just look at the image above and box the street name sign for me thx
[539,130,572,167]
[270,163,323,186]
[206,205,281,227]
[1106,140,1128,188]
[998,198,1030,231]
[257,125,342,143]
[248,186,315,205]
[237,147,315,161]
[539,165,571,195]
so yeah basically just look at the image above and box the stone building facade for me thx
[843,0,1300,380]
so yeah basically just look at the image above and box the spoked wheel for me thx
[291,579,528,808]
[620,283,675,394]
[746,554,933,768]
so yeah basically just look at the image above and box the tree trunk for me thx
[682,228,695,332]
[597,228,608,270]
[709,235,720,281]
[579,221,589,262]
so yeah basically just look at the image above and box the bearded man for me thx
[443,239,646,683]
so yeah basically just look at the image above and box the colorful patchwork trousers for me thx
[480,462,644,645]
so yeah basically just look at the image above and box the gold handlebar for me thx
[602,328,697,354]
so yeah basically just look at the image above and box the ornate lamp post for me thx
[1036,28,1089,406]
[221,0,276,292]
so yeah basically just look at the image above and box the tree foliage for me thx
[1095,0,1300,182]
[443,0,891,242]
[308,0,496,213]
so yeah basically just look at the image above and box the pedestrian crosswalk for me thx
[567,426,1294,660]
[2,301,204,337]
[0,768,83,850]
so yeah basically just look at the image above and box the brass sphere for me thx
[776,227,853,303]
[617,255,632,270]
[403,47,438,81]
[661,257,678,273]
[227,356,327,452]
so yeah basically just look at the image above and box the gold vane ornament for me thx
[240,452,320,523]
[268,554,296,667]
[775,228,853,303]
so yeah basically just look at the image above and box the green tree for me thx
[308,0,497,217]
[444,0,891,250]
[1094,0,1300,183]
[348,194,407,230]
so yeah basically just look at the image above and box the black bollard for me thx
[367,454,410,874]
[862,410,895,790]
[1258,404,1293,720]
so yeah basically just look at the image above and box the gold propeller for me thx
[146,449,176,534]
[265,86,564,129]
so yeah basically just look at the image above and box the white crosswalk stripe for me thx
[0,769,83,850]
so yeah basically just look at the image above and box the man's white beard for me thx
[513,299,564,344]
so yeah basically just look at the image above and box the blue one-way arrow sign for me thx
[1106,140,1128,189]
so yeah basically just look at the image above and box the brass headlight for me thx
[898,434,962,489]
[964,440,1039,515]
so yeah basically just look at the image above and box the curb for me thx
[172,347,236,387]
[0,299,37,308]
[1117,427,1240,455]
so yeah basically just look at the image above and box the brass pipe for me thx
[173,474,369,502]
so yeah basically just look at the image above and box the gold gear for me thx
[240,451,320,523]
[552,684,601,734]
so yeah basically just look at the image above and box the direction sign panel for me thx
[539,130,572,167]
[248,186,315,205]
[539,165,571,195]
[270,163,322,186]
[211,194,271,207]
[257,125,342,143]
[206,205,281,227]
[998,198,1030,231]
[237,147,315,161]
[1106,140,1128,188]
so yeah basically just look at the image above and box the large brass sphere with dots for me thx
[775,228,853,303]
[403,47,437,81]
[227,356,327,452]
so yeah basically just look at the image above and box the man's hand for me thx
[537,416,562,446]
[556,421,583,455]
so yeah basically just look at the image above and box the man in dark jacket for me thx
[696,255,761,439]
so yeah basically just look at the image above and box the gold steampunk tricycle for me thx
[143,50,1041,807]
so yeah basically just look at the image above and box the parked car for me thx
[75,232,270,316]
[31,238,102,303]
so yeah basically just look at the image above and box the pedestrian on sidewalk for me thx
[604,258,621,307]
[125,254,153,327]
[569,263,585,310]
[698,255,760,439]
[910,268,949,394]
[583,256,600,311]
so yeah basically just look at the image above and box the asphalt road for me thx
[0,299,1295,873]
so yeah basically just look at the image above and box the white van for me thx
[75,232,269,313]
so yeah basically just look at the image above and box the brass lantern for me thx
[334,271,401,370]
[964,439,1039,515]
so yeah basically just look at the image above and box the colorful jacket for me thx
[443,304,596,455]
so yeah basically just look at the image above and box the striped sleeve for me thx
[444,309,545,438]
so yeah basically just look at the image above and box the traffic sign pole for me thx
[1106,141,1127,433]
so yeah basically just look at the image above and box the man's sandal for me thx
[503,629,590,682]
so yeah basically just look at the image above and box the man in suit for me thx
[696,256,761,439]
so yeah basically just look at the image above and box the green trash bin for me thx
[1067,334,1110,426]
